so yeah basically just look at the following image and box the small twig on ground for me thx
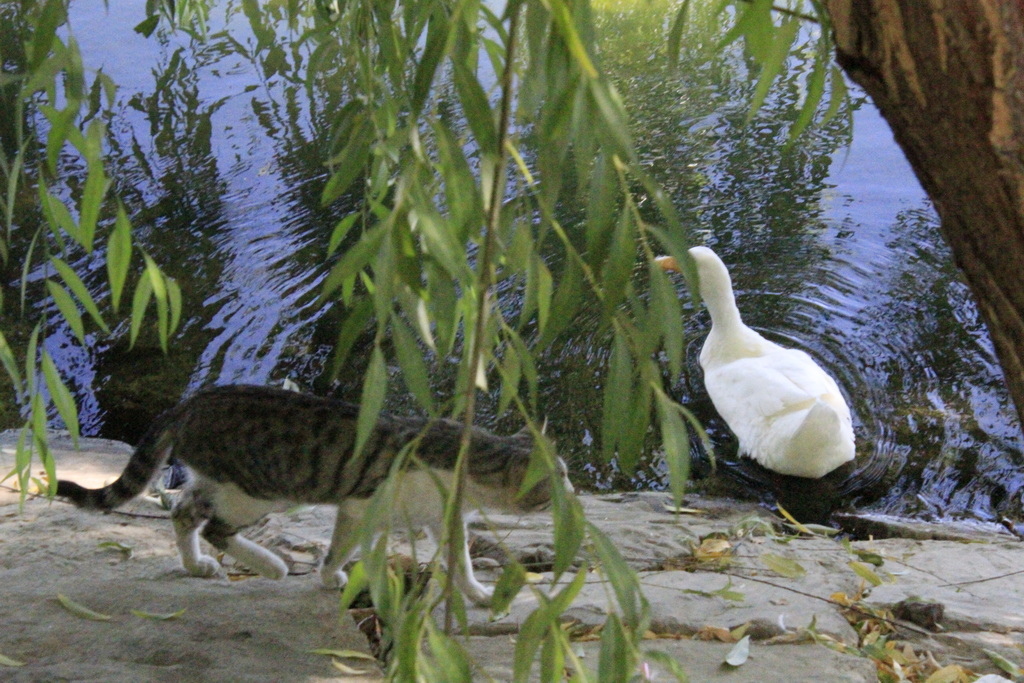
[939,567,1024,588]
[640,570,932,637]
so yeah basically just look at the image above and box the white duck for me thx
[657,246,855,478]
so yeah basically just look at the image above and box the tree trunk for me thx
[826,1,1024,431]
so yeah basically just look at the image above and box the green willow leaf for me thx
[497,345,521,416]
[588,80,634,162]
[539,629,565,683]
[548,0,597,78]
[601,210,634,316]
[321,116,373,205]
[452,61,498,155]
[50,258,108,333]
[354,345,386,458]
[490,562,526,615]
[415,211,473,283]
[717,0,772,60]
[129,275,153,349]
[40,104,78,177]
[337,562,369,612]
[649,261,684,378]
[391,316,434,414]
[0,329,23,393]
[665,0,692,70]
[141,252,171,350]
[78,156,111,253]
[821,65,849,127]
[329,298,374,379]
[585,153,617,266]
[534,256,552,335]
[549,565,589,616]
[28,0,65,71]
[327,212,359,256]
[536,257,581,348]
[45,280,85,344]
[166,276,182,339]
[602,329,632,462]
[107,206,132,313]
[588,521,646,627]
[788,54,828,143]
[619,381,651,475]
[133,14,160,37]
[425,627,472,681]
[321,223,387,299]
[2,140,26,242]
[513,608,550,682]
[410,9,447,115]
[24,324,40,396]
[599,613,633,683]
[508,331,538,408]
[38,182,78,247]
[647,224,696,304]
[655,391,690,512]
[551,477,584,578]
[748,17,800,121]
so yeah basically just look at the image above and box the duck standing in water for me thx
[657,246,855,478]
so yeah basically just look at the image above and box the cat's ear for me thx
[514,418,547,440]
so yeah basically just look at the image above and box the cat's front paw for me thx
[321,567,348,590]
[185,554,222,578]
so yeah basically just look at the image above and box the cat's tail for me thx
[56,421,176,510]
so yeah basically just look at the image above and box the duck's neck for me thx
[699,260,744,333]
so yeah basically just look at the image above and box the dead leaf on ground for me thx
[693,625,737,643]
[56,593,112,621]
[724,635,750,666]
[0,653,25,667]
[760,553,806,579]
[131,608,186,621]
[691,537,733,567]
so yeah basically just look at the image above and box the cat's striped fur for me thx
[57,385,569,606]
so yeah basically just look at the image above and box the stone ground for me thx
[2,433,1023,681]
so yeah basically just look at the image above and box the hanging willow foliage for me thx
[0,0,842,678]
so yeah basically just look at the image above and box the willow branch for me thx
[444,3,523,633]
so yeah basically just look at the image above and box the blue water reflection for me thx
[14,2,1022,523]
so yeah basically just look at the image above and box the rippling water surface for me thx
[11,1,1023,522]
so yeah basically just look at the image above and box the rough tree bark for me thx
[825,1,1024,431]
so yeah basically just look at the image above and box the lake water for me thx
[6,1,1023,523]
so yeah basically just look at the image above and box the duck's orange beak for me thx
[654,255,682,273]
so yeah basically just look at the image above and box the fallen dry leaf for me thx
[56,593,112,622]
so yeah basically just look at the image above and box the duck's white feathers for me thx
[703,348,855,477]
[659,247,855,478]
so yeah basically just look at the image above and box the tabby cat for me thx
[56,385,569,606]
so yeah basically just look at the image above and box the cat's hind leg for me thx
[200,485,288,579]
[171,488,222,577]
[428,520,494,607]
[200,517,288,579]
